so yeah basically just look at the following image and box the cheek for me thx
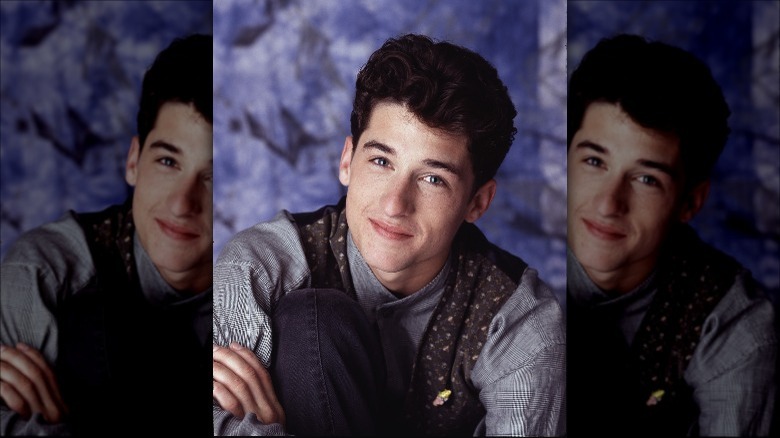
[567,182,590,211]
[633,199,674,239]
[424,207,462,237]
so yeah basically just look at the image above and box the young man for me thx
[566,34,777,436]
[0,34,213,435]
[212,34,566,436]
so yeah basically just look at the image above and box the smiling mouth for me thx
[369,219,413,241]
[582,218,627,241]
[156,219,200,240]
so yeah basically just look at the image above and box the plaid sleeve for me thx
[473,268,567,436]
[212,213,310,435]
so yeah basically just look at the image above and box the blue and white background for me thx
[568,0,780,306]
[3,1,776,308]
[213,0,569,300]
[0,1,212,257]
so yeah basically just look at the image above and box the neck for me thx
[160,265,212,294]
[584,258,656,295]
[373,270,436,297]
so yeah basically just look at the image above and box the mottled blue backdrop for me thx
[568,0,780,304]
[0,1,212,257]
[213,0,568,299]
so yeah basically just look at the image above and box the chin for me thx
[149,247,206,274]
[361,250,410,275]
[574,245,624,273]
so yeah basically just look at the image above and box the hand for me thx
[213,342,286,426]
[0,343,68,423]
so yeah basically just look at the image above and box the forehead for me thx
[574,102,681,162]
[144,102,212,154]
[362,101,470,160]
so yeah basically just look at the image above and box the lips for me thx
[156,219,200,241]
[369,218,413,241]
[582,218,627,241]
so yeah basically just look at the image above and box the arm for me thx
[478,345,566,436]
[694,344,776,436]
[212,261,286,436]
[212,214,310,436]
[687,274,777,436]
[472,268,567,436]
[0,215,91,435]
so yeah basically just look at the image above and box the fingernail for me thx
[17,342,30,351]
[230,342,242,350]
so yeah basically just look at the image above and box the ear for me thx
[125,136,141,187]
[678,180,710,223]
[338,136,354,187]
[464,179,497,223]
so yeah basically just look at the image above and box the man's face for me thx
[339,101,495,295]
[125,102,213,293]
[567,101,704,293]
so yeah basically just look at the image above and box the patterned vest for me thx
[292,198,528,436]
[58,201,212,436]
[568,223,741,436]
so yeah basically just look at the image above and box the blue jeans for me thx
[271,288,386,436]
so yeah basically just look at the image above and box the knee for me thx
[275,287,360,319]
[273,288,367,338]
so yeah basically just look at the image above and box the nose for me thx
[169,174,204,217]
[381,176,414,217]
[595,175,629,217]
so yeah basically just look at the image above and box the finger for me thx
[8,344,65,423]
[213,348,259,412]
[218,343,285,425]
[0,355,46,419]
[0,379,32,419]
[213,344,284,424]
[212,376,245,417]
[227,343,285,424]
[16,343,67,420]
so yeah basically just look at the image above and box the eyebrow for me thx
[148,140,182,155]
[363,140,463,177]
[574,140,675,177]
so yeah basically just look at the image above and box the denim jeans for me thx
[271,288,386,436]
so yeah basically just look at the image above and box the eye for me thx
[370,157,389,167]
[158,157,177,167]
[422,174,447,186]
[637,174,660,187]
[583,156,603,167]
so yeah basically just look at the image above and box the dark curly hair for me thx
[350,34,517,190]
[136,33,212,150]
[568,34,730,191]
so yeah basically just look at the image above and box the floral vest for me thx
[292,197,528,436]
[568,224,741,436]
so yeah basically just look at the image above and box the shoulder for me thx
[472,267,566,383]
[216,210,309,275]
[687,230,776,353]
[2,211,95,293]
[689,270,777,380]
[214,210,311,309]
[499,267,566,354]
